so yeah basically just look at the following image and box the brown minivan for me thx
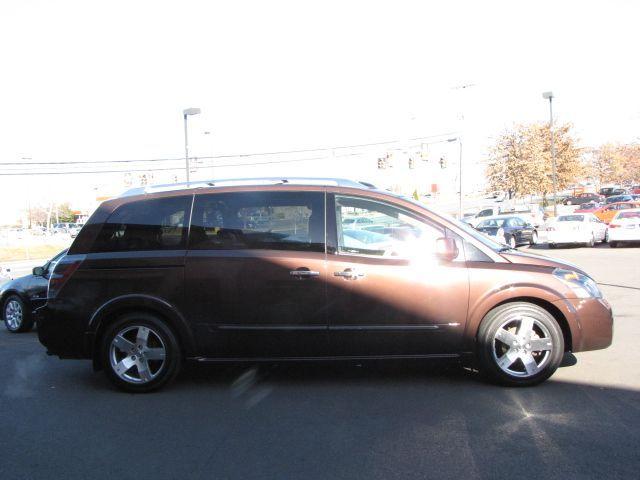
[36,178,613,392]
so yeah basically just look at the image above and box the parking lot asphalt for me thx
[1,245,638,480]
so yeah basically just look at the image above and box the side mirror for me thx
[32,266,45,276]
[435,237,459,262]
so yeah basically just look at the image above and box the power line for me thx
[0,132,459,167]
[0,155,329,176]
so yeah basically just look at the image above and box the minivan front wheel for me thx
[3,295,33,333]
[477,302,564,386]
[101,313,182,393]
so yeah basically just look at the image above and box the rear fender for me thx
[87,294,196,367]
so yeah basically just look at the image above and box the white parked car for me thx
[608,208,640,247]
[546,213,608,248]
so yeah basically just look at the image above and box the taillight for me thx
[48,257,83,299]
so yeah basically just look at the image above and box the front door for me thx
[325,194,469,357]
[185,189,329,358]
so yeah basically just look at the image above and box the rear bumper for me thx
[553,297,613,352]
[35,304,88,359]
[608,229,640,242]
[547,231,591,244]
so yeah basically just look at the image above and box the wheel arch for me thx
[88,295,196,370]
[1,290,29,316]
[473,296,573,352]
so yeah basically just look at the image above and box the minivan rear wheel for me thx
[101,313,181,393]
[477,302,564,386]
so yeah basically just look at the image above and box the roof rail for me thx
[119,177,377,197]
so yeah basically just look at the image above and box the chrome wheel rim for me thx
[509,236,516,248]
[5,300,23,330]
[492,316,553,378]
[532,232,538,244]
[109,325,166,384]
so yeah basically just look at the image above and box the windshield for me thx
[557,215,584,222]
[394,194,506,251]
[617,211,640,219]
[478,218,507,227]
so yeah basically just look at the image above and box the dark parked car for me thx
[475,215,537,248]
[36,178,612,392]
[605,194,634,204]
[562,192,604,206]
[1,250,67,332]
[599,187,628,197]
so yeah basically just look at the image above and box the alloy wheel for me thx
[509,236,516,248]
[492,316,553,378]
[109,325,167,384]
[5,300,23,330]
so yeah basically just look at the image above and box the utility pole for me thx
[183,108,201,184]
[452,83,475,219]
[542,92,558,216]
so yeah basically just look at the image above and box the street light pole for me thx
[542,92,557,216]
[458,136,463,219]
[182,107,201,184]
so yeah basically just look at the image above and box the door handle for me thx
[334,268,365,280]
[289,269,320,278]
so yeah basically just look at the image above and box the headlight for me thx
[553,268,602,298]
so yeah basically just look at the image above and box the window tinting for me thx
[189,191,325,252]
[91,196,191,252]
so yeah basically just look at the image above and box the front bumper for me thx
[552,297,613,352]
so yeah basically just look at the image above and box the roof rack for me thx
[119,177,377,197]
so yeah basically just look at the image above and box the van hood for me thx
[499,250,589,276]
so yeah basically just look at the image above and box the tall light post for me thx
[542,92,557,216]
[183,107,201,183]
[444,137,463,218]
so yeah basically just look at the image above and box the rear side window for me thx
[91,196,191,252]
[189,191,325,252]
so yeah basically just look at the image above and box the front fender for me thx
[463,281,565,352]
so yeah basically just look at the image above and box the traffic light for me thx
[377,158,385,169]
[439,157,446,169]
[408,157,415,169]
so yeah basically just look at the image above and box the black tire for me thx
[586,234,595,248]
[3,295,34,333]
[476,302,564,386]
[548,243,556,249]
[508,235,516,249]
[610,241,618,248]
[100,312,182,393]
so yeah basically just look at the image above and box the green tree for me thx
[57,202,76,223]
